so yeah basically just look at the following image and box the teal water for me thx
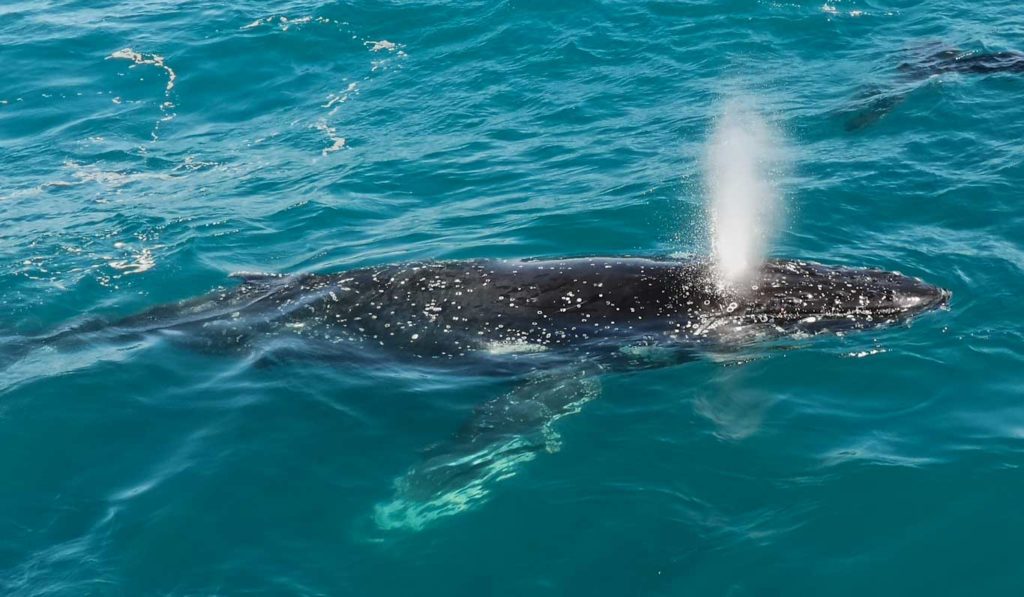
[3,0,1024,594]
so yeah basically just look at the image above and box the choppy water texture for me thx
[3,1,1024,595]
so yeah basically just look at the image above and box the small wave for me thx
[820,436,940,469]
[107,242,158,275]
[241,15,334,31]
[61,159,172,189]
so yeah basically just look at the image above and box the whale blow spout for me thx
[704,101,785,290]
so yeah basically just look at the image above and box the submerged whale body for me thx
[897,49,1024,77]
[844,47,1024,131]
[12,256,949,529]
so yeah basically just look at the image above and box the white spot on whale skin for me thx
[898,295,922,309]
[484,340,548,355]
[618,344,676,361]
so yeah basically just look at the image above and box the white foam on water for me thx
[107,48,176,95]
[316,120,346,155]
[61,159,172,189]
[366,39,397,52]
[108,244,157,275]
[820,3,870,17]
[846,348,888,358]
[703,99,785,289]
[241,15,332,31]
[322,82,358,111]
[107,48,177,140]
[366,39,407,72]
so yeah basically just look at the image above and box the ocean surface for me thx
[3,0,1024,594]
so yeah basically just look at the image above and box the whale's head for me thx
[704,260,949,340]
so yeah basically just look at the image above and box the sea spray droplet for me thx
[704,100,785,288]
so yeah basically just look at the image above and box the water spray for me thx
[704,100,784,290]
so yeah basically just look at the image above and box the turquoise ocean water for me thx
[3,1,1024,594]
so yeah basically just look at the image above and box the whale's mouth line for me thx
[722,289,950,317]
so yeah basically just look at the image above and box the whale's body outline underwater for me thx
[5,256,950,530]
[843,46,1024,131]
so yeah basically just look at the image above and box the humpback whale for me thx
[5,256,949,529]
[843,46,1024,131]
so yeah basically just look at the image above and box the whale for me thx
[4,256,950,529]
[843,46,1024,131]
[898,48,1024,77]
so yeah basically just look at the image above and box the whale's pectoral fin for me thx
[374,365,602,531]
